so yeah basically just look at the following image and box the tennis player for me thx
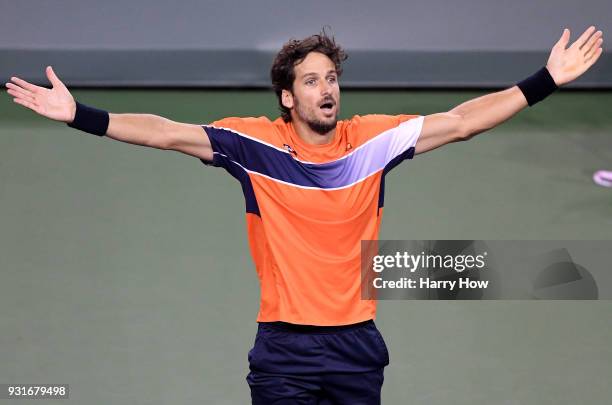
[6,26,603,404]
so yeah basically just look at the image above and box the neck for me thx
[292,118,336,145]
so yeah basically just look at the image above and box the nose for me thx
[320,79,332,96]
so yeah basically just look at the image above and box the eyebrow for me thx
[301,70,337,79]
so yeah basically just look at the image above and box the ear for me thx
[281,89,294,109]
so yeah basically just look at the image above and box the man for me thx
[5,27,603,404]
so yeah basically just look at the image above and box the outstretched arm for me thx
[5,67,213,160]
[415,26,604,155]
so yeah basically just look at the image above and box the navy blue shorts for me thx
[246,320,390,404]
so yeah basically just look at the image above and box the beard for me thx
[307,118,337,135]
[294,98,339,135]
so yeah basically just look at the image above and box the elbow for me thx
[154,117,176,150]
[156,137,174,151]
[455,114,474,142]
[455,113,499,141]
[456,115,488,142]
[457,130,475,142]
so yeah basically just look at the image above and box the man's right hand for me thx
[5,66,76,123]
[5,66,213,160]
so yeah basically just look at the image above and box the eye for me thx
[305,78,316,86]
[328,76,337,84]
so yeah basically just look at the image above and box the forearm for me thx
[449,86,528,138]
[106,113,173,149]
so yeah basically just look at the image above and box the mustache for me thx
[319,97,336,106]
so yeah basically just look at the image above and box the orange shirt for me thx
[202,114,424,325]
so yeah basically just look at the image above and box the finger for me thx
[582,38,603,58]
[13,97,41,114]
[556,28,570,49]
[585,46,603,66]
[6,82,34,98]
[46,66,66,89]
[581,30,602,53]
[573,26,596,49]
[10,76,44,94]
[9,88,39,106]
[6,82,35,99]
[7,88,37,105]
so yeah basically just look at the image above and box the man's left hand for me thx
[546,26,604,86]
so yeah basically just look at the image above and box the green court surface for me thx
[1,89,611,404]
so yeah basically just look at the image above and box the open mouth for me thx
[319,102,335,113]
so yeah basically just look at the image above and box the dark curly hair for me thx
[270,28,348,122]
